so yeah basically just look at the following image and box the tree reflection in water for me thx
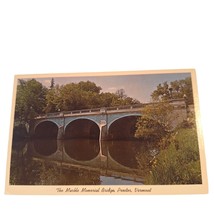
[10,152,101,185]
[10,138,151,185]
[108,140,142,168]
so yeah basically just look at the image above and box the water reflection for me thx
[64,139,100,161]
[32,138,144,168]
[107,140,142,168]
[100,176,142,185]
[10,150,143,185]
[33,139,57,156]
[10,138,156,185]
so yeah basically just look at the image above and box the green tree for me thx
[44,84,61,113]
[115,88,127,99]
[111,89,140,107]
[15,79,47,123]
[78,81,102,93]
[44,82,140,113]
[135,101,175,173]
[151,77,193,104]
[45,81,102,112]
[50,78,55,89]
[135,101,174,142]
[144,129,202,184]
[135,88,201,184]
[99,92,116,107]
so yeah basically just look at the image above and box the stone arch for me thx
[34,120,59,139]
[64,117,100,130]
[64,118,100,161]
[108,113,142,129]
[108,114,141,140]
[33,121,59,156]
[64,118,100,139]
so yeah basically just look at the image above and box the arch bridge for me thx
[30,99,187,141]
[27,99,187,177]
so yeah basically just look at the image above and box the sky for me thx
[35,72,191,103]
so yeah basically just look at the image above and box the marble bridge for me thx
[30,99,187,141]
[27,99,187,179]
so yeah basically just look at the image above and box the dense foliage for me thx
[135,100,202,184]
[135,102,174,141]
[143,128,202,184]
[151,77,193,104]
[15,78,140,123]
[10,154,101,185]
[44,81,139,112]
[15,79,47,124]
[13,76,201,185]
[135,76,201,184]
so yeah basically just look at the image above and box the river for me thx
[10,138,157,185]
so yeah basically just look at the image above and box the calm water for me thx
[10,138,156,185]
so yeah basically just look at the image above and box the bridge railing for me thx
[34,99,186,119]
[106,104,144,111]
[63,108,101,116]
[35,104,144,119]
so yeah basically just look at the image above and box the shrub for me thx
[143,128,202,184]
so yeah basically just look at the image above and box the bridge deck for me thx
[35,104,145,119]
[34,99,186,120]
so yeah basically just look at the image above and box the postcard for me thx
[5,69,208,194]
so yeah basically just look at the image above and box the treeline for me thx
[15,79,140,124]
[44,80,140,113]
[134,76,201,184]
[14,76,193,124]
[151,77,193,104]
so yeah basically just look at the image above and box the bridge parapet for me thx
[35,104,145,119]
[30,99,188,141]
[35,99,186,120]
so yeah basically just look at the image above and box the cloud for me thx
[40,79,51,87]
[107,87,117,92]
[104,86,124,93]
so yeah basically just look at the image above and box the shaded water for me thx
[64,139,100,161]
[10,138,155,185]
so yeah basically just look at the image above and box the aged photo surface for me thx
[6,70,208,194]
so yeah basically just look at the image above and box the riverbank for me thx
[143,128,202,184]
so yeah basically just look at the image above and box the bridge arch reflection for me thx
[64,139,100,161]
[64,119,100,161]
[26,100,187,183]
[33,139,58,156]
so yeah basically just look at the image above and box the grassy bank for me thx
[143,128,202,185]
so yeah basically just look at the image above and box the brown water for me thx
[10,138,156,185]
